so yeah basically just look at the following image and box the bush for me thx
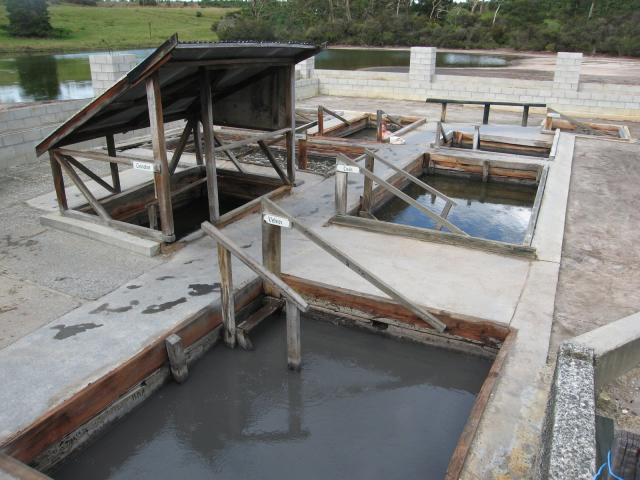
[5,0,53,37]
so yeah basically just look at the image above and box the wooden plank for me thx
[200,68,220,222]
[322,106,351,126]
[393,118,427,137]
[330,214,537,259]
[168,119,194,175]
[236,298,283,350]
[262,198,447,332]
[193,119,203,166]
[261,202,282,298]
[201,221,308,311]
[145,73,175,241]
[1,278,262,464]
[213,127,291,153]
[258,140,290,185]
[366,149,456,206]
[165,334,188,383]
[280,274,510,345]
[65,156,116,194]
[523,164,549,246]
[48,151,67,213]
[445,331,516,479]
[217,244,236,348]
[106,134,121,193]
[214,134,246,173]
[610,429,640,479]
[215,185,291,229]
[55,148,160,168]
[286,300,302,370]
[341,154,467,236]
[55,153,110,221]
[427,98,545,108]
[298,138,308,170]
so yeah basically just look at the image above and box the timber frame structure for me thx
[35,36,322,243]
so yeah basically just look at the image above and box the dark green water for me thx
[376,174,537,244]
[0,48,511,103]
[52,313,491,480]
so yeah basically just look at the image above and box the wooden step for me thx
[236,297,284,350]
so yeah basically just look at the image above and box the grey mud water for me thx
[53,313,492,480]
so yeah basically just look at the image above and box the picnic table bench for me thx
[426,98,546,127]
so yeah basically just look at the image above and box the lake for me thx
[0,48,513,103]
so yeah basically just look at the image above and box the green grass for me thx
[0,3,234,53]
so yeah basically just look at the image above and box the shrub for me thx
[5,0,53,38]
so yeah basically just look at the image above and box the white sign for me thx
[263,214,291,229]
[336,164,360,174]
[132,160,157,172]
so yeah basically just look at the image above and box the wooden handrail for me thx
[261,198,447,332]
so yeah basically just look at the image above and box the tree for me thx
[5,0,53,37]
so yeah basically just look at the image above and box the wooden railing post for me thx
[440,102,447,122]
[317,105,324,136]
[360,151,374,215]
[217,243,236,348]
[106,134,121,193]
[193,118,204,166]
[473,125,480,150]
[200,68,221,222]
[335,157,348,215]
[48,150,67,213]
[285,64,296,184]
[286,300,301,370]
[482,103,491,124]
[435,121,443,147]
[521,105,530,127]
[376,109,384,142]
[261,204,282,298]
[145,72,175,242]
[298,137,308,170]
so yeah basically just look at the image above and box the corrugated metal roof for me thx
[35,36,323,156]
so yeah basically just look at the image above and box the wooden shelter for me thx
[35,36,322,243]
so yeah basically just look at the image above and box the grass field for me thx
[0,4,233,53]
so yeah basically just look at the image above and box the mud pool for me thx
[376,174,537,243]
[52,313,491,480]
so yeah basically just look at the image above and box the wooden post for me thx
[147,204,158,230]
[360,152,374,215]
[482,103,491,124]
[376,109,384,142]
[435,121,443,147]
[317,105,324,136]
[298,137,308,170]
[482,160,489,183]
[48,150,67,213]
[193,119,204,166]
[145,73,175,242]
[285,65,296,185]
[106,134,121,193]
[261,204,282,298]
[286,300,301,371]
[217,243,236,348]
[440,102,447,122]
[165,334,188,383]
[473,125,480,150]
[200,68,220,222]
[335,158,347,215]
[521,105,530,127]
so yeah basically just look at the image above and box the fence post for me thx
[261,204,282,298]
[376,109,384,142]
[335,158,348,215]
[286,300,301,370]
[317,105,324,136]
[360,152,374,215]
[217,244,236,348]
[435,121,443,147]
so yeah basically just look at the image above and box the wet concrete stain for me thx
[156,276,175,281]
[322,193,332,198]
[308,207,319,215]
[241,243,252,249]
[51,323,103,340]
[183,259,202,265]
[142,298,186,314]
[126,285,141,290]
[54,277,69,282]
[187,283,220,297]
[53,314,492,479]
[89,300,139,315]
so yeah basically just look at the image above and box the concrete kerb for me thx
[537,341,596,480]
[573,311,640,391]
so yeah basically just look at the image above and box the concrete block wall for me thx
[296,57,315,80]
[554,52,582,92]
[89,54,139,97]
[315,50,640,120]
